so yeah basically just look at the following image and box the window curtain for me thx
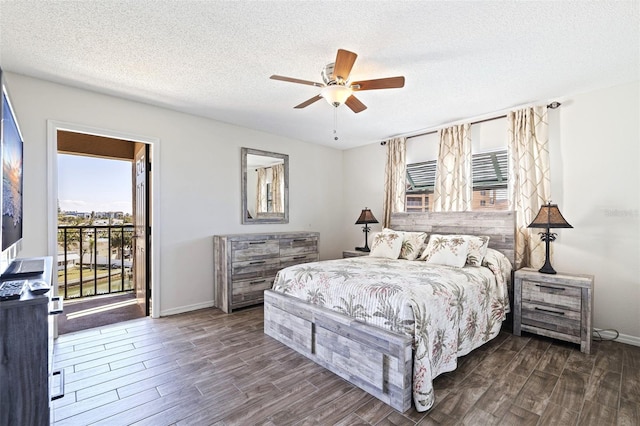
[382,137,406,228]
[272,163,284,213]
[256,167,268,213]
[432,123,472,211]
[508,106,550,269]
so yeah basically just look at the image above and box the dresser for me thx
[0,257,57,426]
[214,232,319,313]
[513,268,594,354]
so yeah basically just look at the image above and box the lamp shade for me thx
[528,202,573,229]
[321,84,352,107]
[355,208,379,225]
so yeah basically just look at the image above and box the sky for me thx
[58,154,132,214]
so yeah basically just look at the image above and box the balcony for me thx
[57,225,134,300]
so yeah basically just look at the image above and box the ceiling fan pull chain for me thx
[333,106,339,141]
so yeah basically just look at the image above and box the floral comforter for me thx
[271,249,512,412]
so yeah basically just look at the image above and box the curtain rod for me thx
[380,101,561,145]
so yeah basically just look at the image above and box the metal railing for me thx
[57,225,135,300]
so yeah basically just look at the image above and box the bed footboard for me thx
[264,289,413,412]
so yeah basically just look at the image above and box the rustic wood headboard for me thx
[390,211,516,267]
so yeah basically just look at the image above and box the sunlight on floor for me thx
[65,299,138,320]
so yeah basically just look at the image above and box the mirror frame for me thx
[241,147,289,224]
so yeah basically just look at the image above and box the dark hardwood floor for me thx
[52,306,640,425]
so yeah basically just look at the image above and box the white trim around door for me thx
[46,120,161,319]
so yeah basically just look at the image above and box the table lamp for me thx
[527,202,572,274]
[355,208,378,252]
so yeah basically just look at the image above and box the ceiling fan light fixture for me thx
[321,84,352,107]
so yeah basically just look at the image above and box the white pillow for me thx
[465,235,490,266]
[369,230,403,259]
[383,228,428,261]
[421,234,469,268]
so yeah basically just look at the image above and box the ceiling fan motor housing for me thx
[322,62,344,86]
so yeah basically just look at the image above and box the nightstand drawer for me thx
[522,280,581,311]
[521,301,581,337]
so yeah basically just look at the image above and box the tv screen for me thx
[1,87,24,252]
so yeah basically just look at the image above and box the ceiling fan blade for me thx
[294,94,323,109]
[345,95,367,113]
[270,75,324,87]
[333,49,358,82]
[351,76,405,91]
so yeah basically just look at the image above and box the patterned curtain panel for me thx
[382,137,407,228]
[433,123,472,212]
[272,163,284,213]
[256,167,268,213]
[508,106,550,269]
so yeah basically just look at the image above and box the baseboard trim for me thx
[160,301,214,317]
[594,329,640,347]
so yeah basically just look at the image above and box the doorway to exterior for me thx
[55,130,151,334]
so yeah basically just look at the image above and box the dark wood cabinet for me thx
[0,257,54,426]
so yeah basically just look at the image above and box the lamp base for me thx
[538,259,557,274]
[538,232,557,274]
[355,247,370,252]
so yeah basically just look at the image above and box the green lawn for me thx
[57,266,134,299]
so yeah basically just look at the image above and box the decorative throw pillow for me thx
[400,231,428,261]
[369,230,403,259]
[382,228,427,261]
[465,235,490,266]
[420,234,469,268]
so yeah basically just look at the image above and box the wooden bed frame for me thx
[263,211,515,412]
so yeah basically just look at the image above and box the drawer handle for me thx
[535,284,565,291]
[250,279,266,285]
[292,239,306,242]
[249,241,266,245]
[293,256,306,260]
[249,261,266,265]
[534,307,565,316]
[51,369,65,401]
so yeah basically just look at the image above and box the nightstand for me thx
[514,268,594,354]
[342,250,369,258]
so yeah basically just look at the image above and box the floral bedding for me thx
[271,249,512,412]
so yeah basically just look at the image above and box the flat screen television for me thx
[0,69,24,270]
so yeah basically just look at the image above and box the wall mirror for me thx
[241,147,289,224]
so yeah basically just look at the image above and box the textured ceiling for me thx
[0,1,638,149]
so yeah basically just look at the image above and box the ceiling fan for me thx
[270,49,405,113]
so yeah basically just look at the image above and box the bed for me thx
[263,211,515,412]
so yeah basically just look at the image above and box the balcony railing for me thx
[57,225,135,300]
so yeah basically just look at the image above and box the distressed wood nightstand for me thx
[342,250,369,258]
[514,268,594,354]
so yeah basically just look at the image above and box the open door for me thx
[134,143,150,316]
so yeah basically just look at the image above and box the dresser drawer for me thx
[232,258,281,280]
[279,237,318,257]
[232,277,275,307]
[232,240,280,262]
[521,301,581,337]
[522,280,581,311]
[280,253,319,269]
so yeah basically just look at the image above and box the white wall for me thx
[552,81,639,342]
[6,72,345,316]
[343,81,640,343]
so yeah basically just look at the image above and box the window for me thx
[405,160,436,212]
[405,149,508,211]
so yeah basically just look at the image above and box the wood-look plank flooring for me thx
[52,306,640,425]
